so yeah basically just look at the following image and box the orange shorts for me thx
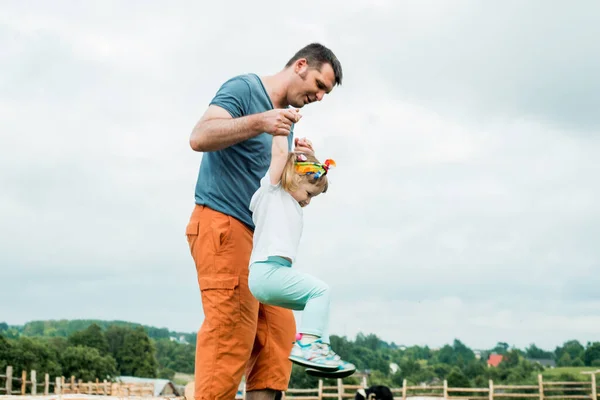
[185,205,296,400]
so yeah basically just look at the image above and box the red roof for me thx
[488,354,503,367]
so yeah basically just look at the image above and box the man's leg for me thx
[246,390,280,400]
[186,205,258,400]
[244,303,296,394]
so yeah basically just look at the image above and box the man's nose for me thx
[316,91,325,101]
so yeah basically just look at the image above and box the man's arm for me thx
[189,105,300,152]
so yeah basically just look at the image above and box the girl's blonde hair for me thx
[281,152,329,194]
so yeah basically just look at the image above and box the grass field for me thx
[542,367,600,381]
[173,372,194,386]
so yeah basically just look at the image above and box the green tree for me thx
[288,365,321,389]
[106,325,128,358]
[409,365,436,385]
[463,360,486,381]
[0,335,11,370]
[555,340,584,362]
[433,363,452,379]
[4,337,62,376]
[369,370,394,387]
[584,342,600,366]
[398,358,421,377]
[453,340,476,362]
[557,352,572,367]
[447,367,470,388]
[117,327,158,377]
[571,358,584,367]
[146,327,170,340]
[68,324,109,354]
[154,339,195,374]
[525,344,554,359]
[502,350,520,368]
[437,345,455,364]
[61,346,117,381]
[492,342,510,355]
[355,333,383,351]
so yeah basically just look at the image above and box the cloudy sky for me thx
[1,0,599,351]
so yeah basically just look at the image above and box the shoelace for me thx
[313,343,341,360]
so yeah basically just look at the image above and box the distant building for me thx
[487,354,503,367]
[526,358,556,368]
[169,335,188,344]
[390,362,400,374]
[116,376,181,397]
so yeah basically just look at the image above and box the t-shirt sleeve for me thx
[260,170,281,191]
[209,76,251,118]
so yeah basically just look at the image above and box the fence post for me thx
[591,373,597,400]
[443,380,448,400]
[361,375,368,388]
[55,377,61,395]
[402,379,407,400]
[337,378,344,400]
[538,374,544,400]
[21,370,26,395]
[5,366,12,396]
[104,379,109,395]
[489,379,494,400]
[318,379,323,400]
[44,373,49,395]
[31,370,36,395]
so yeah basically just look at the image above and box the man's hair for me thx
[285,43,343,86]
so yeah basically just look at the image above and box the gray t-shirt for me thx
[194,73,294,229]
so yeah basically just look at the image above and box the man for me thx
[186,43,343,400]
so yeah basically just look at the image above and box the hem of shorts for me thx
[245,382,288,392]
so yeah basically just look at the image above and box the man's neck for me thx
[260,72,289,109]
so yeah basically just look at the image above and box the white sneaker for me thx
[289,339,356,373]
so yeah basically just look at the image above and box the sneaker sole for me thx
[305,366,356,378]
[288,355,340,372]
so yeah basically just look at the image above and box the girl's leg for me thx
[249,258,354,374]
[248,258,330,341]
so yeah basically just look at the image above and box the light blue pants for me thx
[248,256,331,344]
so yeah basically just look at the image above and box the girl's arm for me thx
[269,109,301,185]
[269,135,290,185]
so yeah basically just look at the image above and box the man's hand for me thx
[294,137,314,155]
[260,108,302,136]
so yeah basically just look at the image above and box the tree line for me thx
[0,323,193,382]
[1,321,600,389]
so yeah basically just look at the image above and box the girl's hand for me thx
[294,137,314,155]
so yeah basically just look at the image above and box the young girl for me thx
[248,126,355,377]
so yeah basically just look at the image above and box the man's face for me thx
[288,59,336,108]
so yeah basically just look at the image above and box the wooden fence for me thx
[279,371,600,400]
[1,366,599,400]
[0,366,154,397]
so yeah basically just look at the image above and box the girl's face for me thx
[289,180,324,207]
